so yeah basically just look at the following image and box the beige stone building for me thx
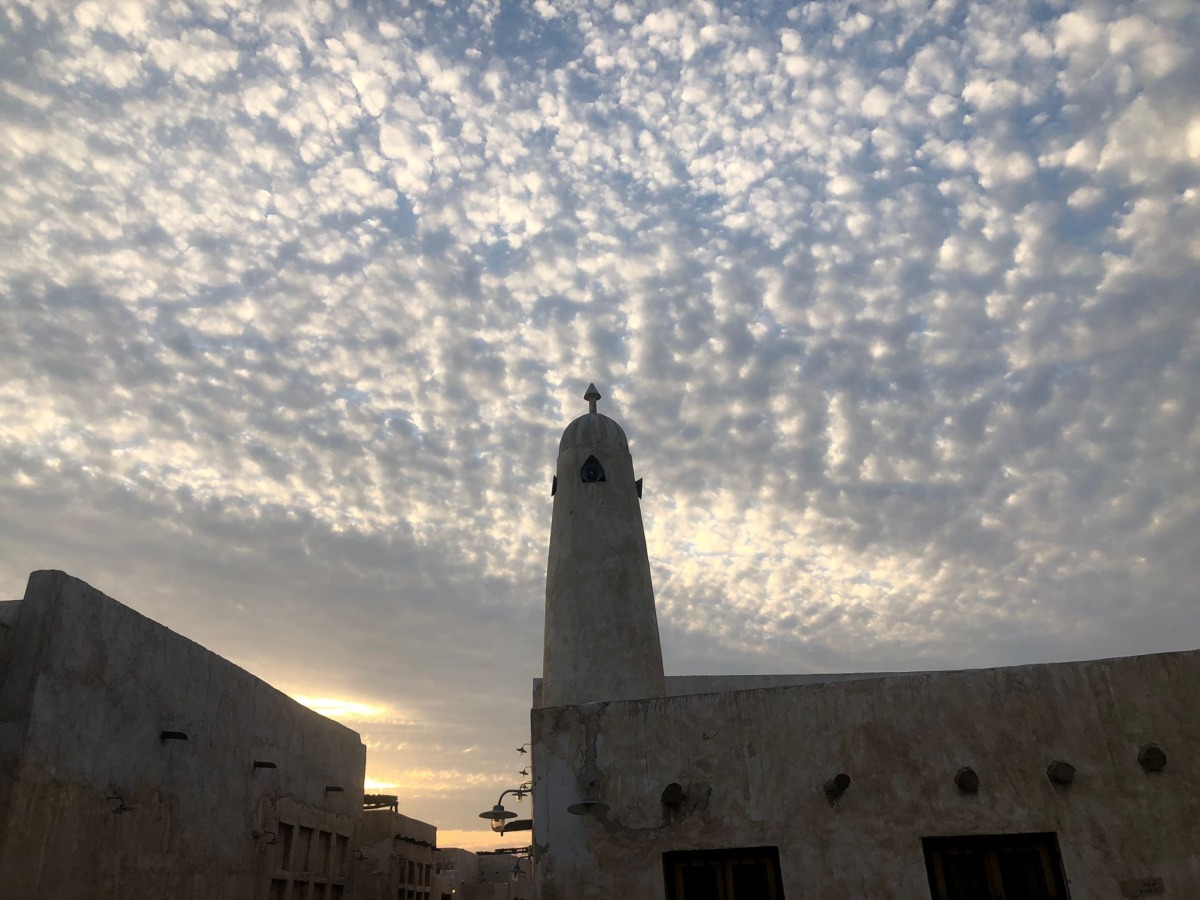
[0,571,524,900]
[474,852,532,900]
[0,570,366,899]
[352,808,437,900]
[529,387,1200,900]
[435,846,481,896]
[431,848,531,900]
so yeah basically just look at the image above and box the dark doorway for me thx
[924,833,1071,900]
[663,847,785,900]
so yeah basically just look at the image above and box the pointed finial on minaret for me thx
[584,383,601,414]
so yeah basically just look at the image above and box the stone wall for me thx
[351,809,437,900]
[476,853,532,900]
[435,846,481,896]
[531,649,1200,899]
[532,671,916,710]
[0,570,366,900]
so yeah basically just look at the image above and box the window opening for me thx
[663,846,784,900]
[580,455,606,483]
[924,833,1070,900]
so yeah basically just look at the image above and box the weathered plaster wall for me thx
[0,596,30,796]
[0,598,18,664]
[436,846,482,895]
[430,849,531,899]
[664,671,911,696]
[476,853,532,899]
[351,809,437,900]
[533,669,915,710]
[459,884,510,900]
[0,570,365,900]
[532,649,1200,900]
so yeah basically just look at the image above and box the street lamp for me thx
[566,797,609,816]
[478,788,528,835]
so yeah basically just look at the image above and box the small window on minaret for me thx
[580,455,606,483]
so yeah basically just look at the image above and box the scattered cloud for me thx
[2,0,1198,845]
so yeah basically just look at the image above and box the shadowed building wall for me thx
[532,649,1200,899]
[0,570,365,900]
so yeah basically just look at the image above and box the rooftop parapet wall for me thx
[533,671,917,709]
[353,809,438,900]
[532,648,1200,900]
[0,570,366,900]
[663,670,912,696]
[357,807,438,846]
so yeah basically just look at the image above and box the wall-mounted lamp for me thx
[567,777,607,816]
[1046,760,1075,786]
[479,804,517,822]
[823,773,851,799]
[160,731,188,742]
[253,830,281,845]
[516,743,531,755]
[518,767,530,776]
[566,797,609,816]
[955,767,980,793]
[1138,744,1167,773]
[479,788,526,834]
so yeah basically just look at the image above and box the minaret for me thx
[541,384,666,707]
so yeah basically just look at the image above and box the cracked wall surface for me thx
[532,649,1200,899]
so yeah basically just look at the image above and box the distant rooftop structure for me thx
[363,793,399,812]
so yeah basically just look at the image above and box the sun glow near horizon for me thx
[437,828,530,854]
[290,693,412,725]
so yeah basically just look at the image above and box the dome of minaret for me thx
[557,383,629,454]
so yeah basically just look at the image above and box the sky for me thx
[1,0,1198,852]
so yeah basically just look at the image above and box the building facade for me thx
[433,847,532,900]
[474,852,532,900]
[435,846,481,897]
[530,388,1200,899]
[352,808,437,900]
[0,570,366,900]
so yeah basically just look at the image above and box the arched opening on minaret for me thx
[580,455,606,483]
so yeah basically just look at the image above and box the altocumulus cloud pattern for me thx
[1,0,1198,845]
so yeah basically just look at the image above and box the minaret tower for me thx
[541,384,666,707]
